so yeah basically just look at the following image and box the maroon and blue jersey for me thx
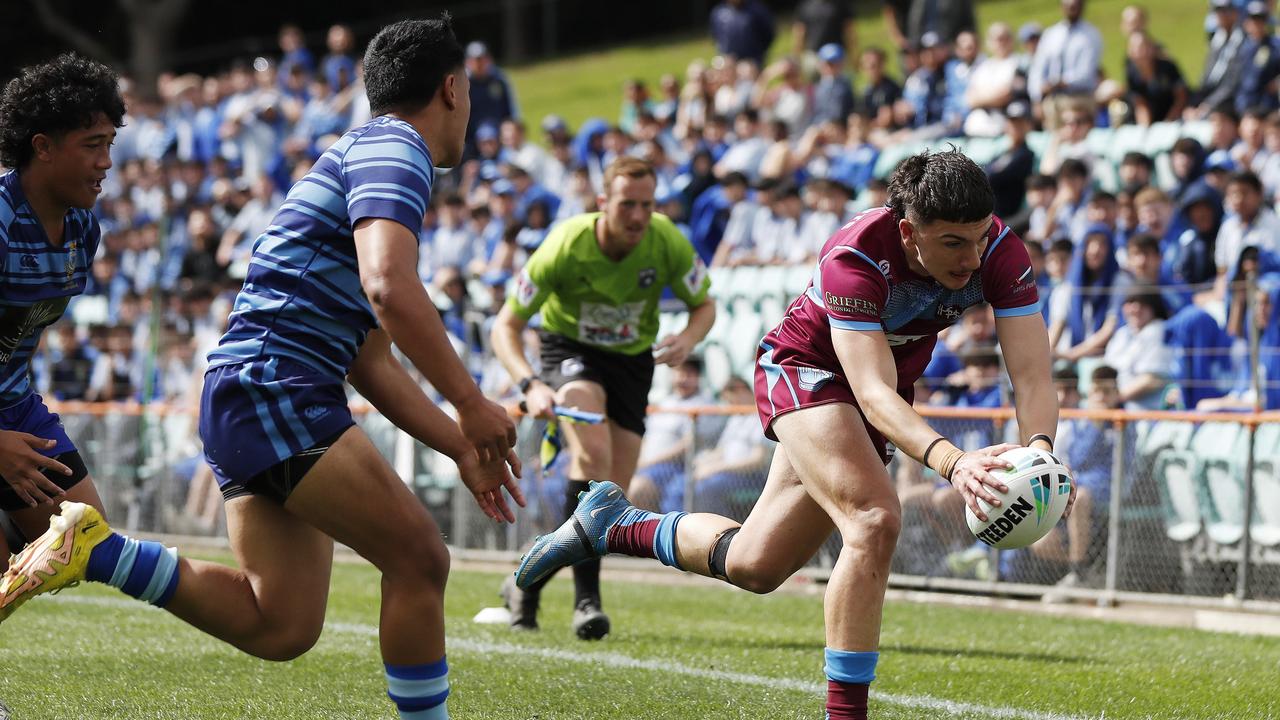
[770,206,1038,389]
[0,170,100,408]
[754,206,1039,452]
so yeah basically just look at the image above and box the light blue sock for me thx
[386,657,449,720]
[84,533,180,607]
[824,647,879,684]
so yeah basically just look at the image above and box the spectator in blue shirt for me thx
[1236,3,1280,113]
[465,41,520,154]
[710,0,776,67]
[1028,0,1103,130]
[322,24,358,91]
[900,31,949,131]
[811,43,856,125]
[277,24,315,80]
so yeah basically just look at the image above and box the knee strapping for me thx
[707,527,741,583]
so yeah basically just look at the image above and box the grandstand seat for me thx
[784,264,813,296]
[1193,422,1250,546]
[727,265,762,297]
[758,294,786,327]
[726,308,764,376]
[1026,130,1050,158]
[658,310,688,344]
[709,266,731,294]
[1152,446,1205,542]
[729,295,756,319]
[701,341,733,391]
[650,362,672,403]
[756,265,786,299]
[1143,122,1182,156]
[1086,127,1113,158]
[1106,124,1148,164]
[1154,152,1176,192]
[1250,423,1280,547]
[1179,120,1213,148]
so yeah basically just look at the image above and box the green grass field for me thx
[509,0,1214,136]
[2,554,1278,719]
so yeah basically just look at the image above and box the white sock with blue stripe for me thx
[84,533,180,607]
[386,657,450,719]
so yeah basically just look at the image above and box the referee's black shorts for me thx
[538,331,654,436]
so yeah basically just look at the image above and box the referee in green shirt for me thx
[492,156,716,639]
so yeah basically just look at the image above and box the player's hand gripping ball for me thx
[966,446,1072,549]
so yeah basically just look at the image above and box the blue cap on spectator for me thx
[1018,22,1043,43]
[1006,100,1032,120]
[817,43,845,63]
[1210,0,1234,9]
[475,123,498,142]
[466,41,489,59]
[478,164,502,182]
[1246,0,1270,17]
[1205,149,1238,171]
[491,179,516,196]
[918,31,942,50]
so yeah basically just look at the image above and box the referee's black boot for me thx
[572,596,610,640]
[500,575,540,631]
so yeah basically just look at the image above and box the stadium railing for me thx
[39,400,1280,610]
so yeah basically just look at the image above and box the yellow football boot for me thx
[0,502,111,623]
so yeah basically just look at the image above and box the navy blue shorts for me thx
[0,393,88,512]
[200,358,355,492]
[0,393,76,456]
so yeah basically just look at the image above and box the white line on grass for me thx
[47,595,1093,720]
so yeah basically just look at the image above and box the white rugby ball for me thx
[965,446,1072,550]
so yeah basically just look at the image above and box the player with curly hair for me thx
[0,52,124,569]
[516,150,1075,719]
[1,17,523,720]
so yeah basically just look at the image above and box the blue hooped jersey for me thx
[0,171,100,407]
[208,117,435,377]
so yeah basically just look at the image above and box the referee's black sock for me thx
[565,480,602,605]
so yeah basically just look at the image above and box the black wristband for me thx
[1028,433,1054,450]
[922,437,947,470]
[518,376,538,394]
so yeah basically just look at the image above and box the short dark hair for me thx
[1057,158,1089,181]
[1227,170,1264,194]
[1088,190,1116,206]
[887,149,993,225]
[1126,233,1161,254]
[363,15,464,117]
[1121,151,1154,170]
[1090,364,1120,385]
[0,53,125,169]
[1122,286,1169,319]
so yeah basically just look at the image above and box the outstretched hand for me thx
[948,442,1019,523]
[457,448,526,523]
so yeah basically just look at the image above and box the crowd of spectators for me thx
[9,2,1280,540]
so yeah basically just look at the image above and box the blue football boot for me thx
[514,480,630,590]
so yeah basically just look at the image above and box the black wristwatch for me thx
[518,376,539,394]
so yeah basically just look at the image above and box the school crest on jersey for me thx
[683,256,708,296]
[516,269,538,307]
[637,267,657,289]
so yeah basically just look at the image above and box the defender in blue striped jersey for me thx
[0,54,123,567]
[3,19,523,720]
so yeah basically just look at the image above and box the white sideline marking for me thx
[46,595,1093,720]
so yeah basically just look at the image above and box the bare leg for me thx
[771,406,900,652]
